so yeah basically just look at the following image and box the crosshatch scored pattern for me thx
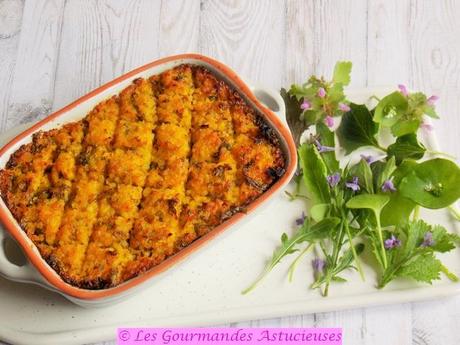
[0,1,460,344]
[0,64,285,289]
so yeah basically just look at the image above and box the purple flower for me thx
[324,115,334,128]
[384,235,402,249]
[345,176,360,192]
[327,172,341,188]
[421,232,435,247]
[312,258,326,273]
[339,102,351,112]
[421,121,434,131]
[398,84,409,97]
[382,179,397,192]
[295,211,306,226]
[301,99,312,111]
[317,87,326,98]
[314,139,335,153]
[427,95,439,106]
[360,154,378,165]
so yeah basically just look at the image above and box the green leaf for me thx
[346,194,390,215]
[298,143,331,205]
[391,119,421,137]
[310,203,330,222]
[399,158,460,209]
[408,92,428,110]
[289,84,308,100]
[347,194,390,271]
[303,109,323,126]
[332,61,352,86]
[399,220,430,259]
[397,253,442,284]
[366,231,384,268]
[375,156,397,189]
[387,134,426,164]
[370,161,385,189]
[380,193,416,227]
[316,122,340,173]
[328,83,346,103]
[378,158,413,227]
[349,158,374,193]
[307,217,341,240]
[281,88,305,147]
[337,103,379,154]
[374,91,408,127]
[424,105,439,119]
[430,225,456,253]
[379,220,456,288]
[359,159,374,193]
[392,159,418,184]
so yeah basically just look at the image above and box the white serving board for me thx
[0,89,459,345]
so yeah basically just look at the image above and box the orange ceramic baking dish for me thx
[0,54,297,307]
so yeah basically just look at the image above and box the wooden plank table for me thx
[0,1,459,344]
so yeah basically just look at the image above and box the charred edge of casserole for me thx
[0,64,288,291]
[46,254,113,289]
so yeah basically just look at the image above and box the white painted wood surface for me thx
[0,0,459,344]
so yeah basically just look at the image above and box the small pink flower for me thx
[301,99,312,110]
[427,95,439,106]
[338,102,351,112]
[317,87,326,98]
[421,121,433,131]
[398,84,409,97]
[324,115,334,128]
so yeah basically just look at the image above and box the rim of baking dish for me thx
[0,54,297,300]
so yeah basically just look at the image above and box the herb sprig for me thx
[244,62,460,296]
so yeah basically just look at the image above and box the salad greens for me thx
[244,62,460,296]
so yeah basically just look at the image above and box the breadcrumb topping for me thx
[0,65,285,289]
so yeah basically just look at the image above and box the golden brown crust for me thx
[0,65,285,289]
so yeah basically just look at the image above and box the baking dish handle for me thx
[250,85,287,126]
[0,226,42,284]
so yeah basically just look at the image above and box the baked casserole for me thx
[0,65,286,289]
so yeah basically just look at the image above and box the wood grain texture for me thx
[1,1,460,345]
[284,0,315,86]
[5,0,65,129]
[407,0,460,159]
[367,0,411,85]
[159,0,200,54]
[311,0,368,87]
[199,0,285,88]
[0,0,24,131]
[53,0,161,110]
